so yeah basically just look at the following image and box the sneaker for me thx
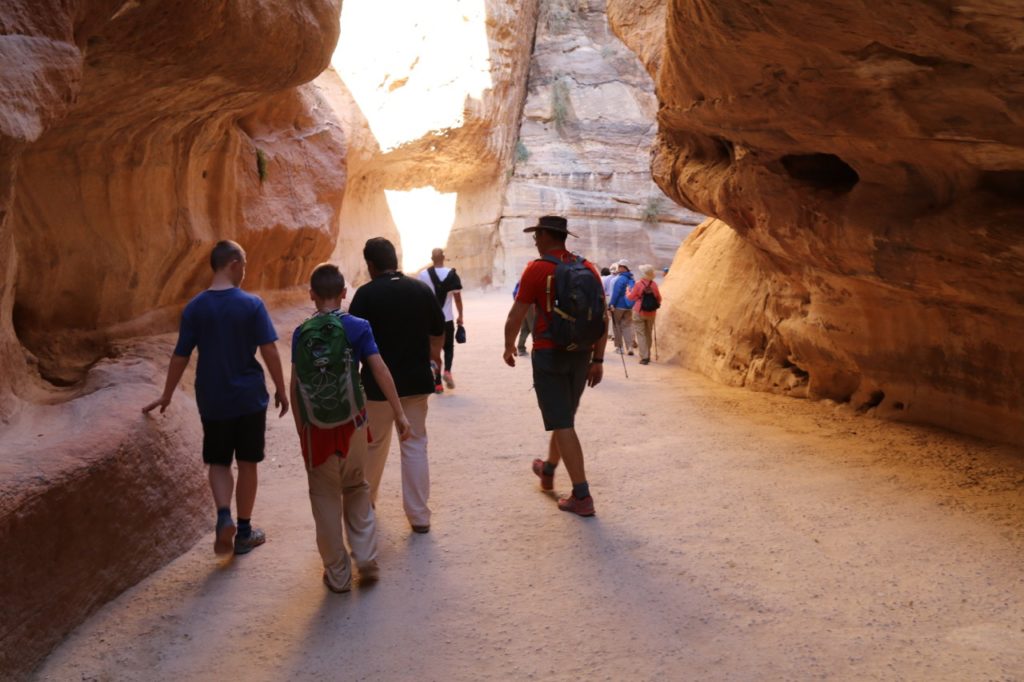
[640,358,650,365]
[431,361,443,393]
[214,516,236,555]
[532,458,554,491]
[323,572,352,594]
[233,527,266,555]
[517,348,528,356]
[358,561,380,584]
[614,348,624,354]
[557,494,595,517]
[443,371,455,389]
[411,524,430,534]
[627,350,634,356]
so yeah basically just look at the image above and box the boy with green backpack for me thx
[290,263,410,593]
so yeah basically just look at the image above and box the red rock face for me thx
[6,0,345,384]
[0,2,344,676]
[610,1,1024,443]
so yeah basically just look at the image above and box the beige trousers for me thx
[633,313,655,361]
[612,308,635,352]
[306,426,379,591]
[365,394,431,528]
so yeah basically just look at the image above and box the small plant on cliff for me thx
[545,0,574,34]
[551,77,571,130]
[256,148,268,183]
[515,140,530,163]
[642,195,663,223]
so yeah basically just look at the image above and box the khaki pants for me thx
[612,308,635,352]
[633,313,655,361]
[365,394,431,528]
[306,426,378,592]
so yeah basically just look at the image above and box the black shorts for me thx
[531,349,591,431]
[201,410,266,466]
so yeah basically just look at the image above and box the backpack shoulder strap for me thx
[427,266,442,287]
[539,254,561,266]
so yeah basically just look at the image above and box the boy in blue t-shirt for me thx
[143,240,289,556]
[290,263,410,593]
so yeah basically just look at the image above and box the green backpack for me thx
[294,313,365,428]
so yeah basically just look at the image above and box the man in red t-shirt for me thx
[503,215,607,517]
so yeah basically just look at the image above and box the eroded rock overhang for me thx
[609,0,1024,443]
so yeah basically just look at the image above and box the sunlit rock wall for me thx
[610,1,1024,443]
[319,0,540,285]
[8,1,344,384]
[496,0,701,285]
[0,1,344,676]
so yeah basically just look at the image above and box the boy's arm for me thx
[259,342,290,417]
[289,365,303,436]
[364,354,412,441]
[142,354,190,414]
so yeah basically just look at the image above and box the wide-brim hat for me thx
[523,214,577,237]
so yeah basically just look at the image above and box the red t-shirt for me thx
[514,249,604,350]
[299,410,371,468]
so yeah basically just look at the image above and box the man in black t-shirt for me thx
[349,238,445,534]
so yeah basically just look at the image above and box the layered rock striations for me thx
[0,1,345,676]
[497,0,701,284]
[318,0,541,284]
[610,0,1024,443]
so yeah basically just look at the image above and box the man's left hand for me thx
[503,347,516,367]
[586,363,603,388]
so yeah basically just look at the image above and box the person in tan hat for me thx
[609,258,636,356]
[502,215,607,517]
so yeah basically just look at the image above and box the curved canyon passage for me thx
[35,293,1024,681]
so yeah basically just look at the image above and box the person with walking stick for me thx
[626,264,662,365]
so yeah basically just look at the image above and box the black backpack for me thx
[640,282,661,312]
[539,254,606,351]
[427,267,457,307]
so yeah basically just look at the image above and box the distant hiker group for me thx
[604,259,662,365]
[143,214,663,593]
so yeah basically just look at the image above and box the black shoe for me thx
[639,358,650,365]
[234,527,266,555]
[411,524,430,534]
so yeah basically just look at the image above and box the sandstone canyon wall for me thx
[609,1,1024,443]
[316,0,541,285]
[496,0,701,284]
[0,1,346,676]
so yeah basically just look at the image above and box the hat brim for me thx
[523,225,578,237]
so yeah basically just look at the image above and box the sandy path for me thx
[36,291,1024,681]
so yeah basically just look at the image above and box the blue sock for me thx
[542,462,557,477]
[216,507,232,527]
[237,518,252,539]
[572,481,590,499]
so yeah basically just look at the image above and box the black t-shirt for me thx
[349,272,446,400]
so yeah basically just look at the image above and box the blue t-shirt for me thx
[173,288,278,421]
[291,312,379,367]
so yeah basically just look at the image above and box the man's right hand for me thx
[396,414,413,441]
[503,347,516,367]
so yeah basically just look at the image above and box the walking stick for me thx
[653,317,658,362]
[609,309,629,379]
